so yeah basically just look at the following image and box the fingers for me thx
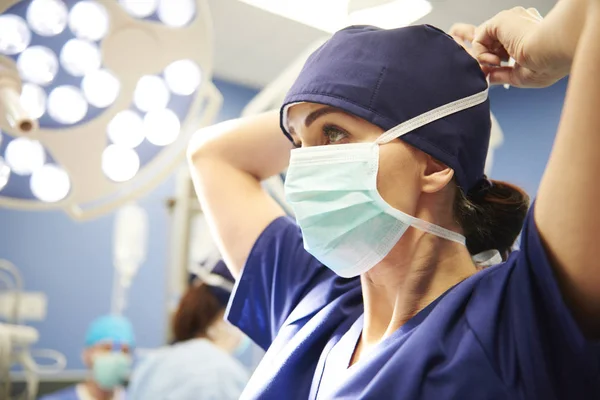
[448,23,476,43]
[486,66,515,86]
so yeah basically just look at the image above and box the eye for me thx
[323,125,349,144]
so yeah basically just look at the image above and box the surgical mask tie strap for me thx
[375,88,489,145]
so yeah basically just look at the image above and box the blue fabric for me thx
[127,338,250,400]
[281,24,490,192]
[38,386,80,400]
[226,207,600,399]
[85,315,135,347]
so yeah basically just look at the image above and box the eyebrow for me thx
[304,106,355,128]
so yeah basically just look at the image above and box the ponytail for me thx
[172,282,223,343]
[454,180,530,258]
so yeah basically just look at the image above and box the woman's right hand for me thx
[451,3,585,89]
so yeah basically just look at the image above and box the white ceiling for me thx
[208,0,556,89]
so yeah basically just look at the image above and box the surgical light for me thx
[5,137,45,175]
[81,69,120,108]
[133,75,170,112]
[0,0,222,220]
[143,109,181,146]
[0,14,31,55]
[119,0,159,19]
[102,145,140,183]
[47,85,88,124]
[164,59,202,96]
[107,110,145,149]
[17,46,58,86]
[26,0,68,37]
[59,38,102,77]
[30,163,70,202]
[157,0,196,28]
[68,1,109,41]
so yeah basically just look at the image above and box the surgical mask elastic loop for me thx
[375,88,489,145]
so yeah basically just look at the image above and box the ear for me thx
[421,155,454,194]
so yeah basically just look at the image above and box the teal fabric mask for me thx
[284,88,491,278]
[93,352,131,390]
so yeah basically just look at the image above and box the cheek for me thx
[376,143,421,213]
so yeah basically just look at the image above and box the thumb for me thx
[487,66,515,86]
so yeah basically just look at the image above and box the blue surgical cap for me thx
[85,315,135,348]
[282,24,491,193]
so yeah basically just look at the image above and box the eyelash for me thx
[323,125,349,144]
[291,125,349,148]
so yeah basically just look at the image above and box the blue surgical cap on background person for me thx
[85,314,136,348]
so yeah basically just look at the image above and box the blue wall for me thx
[1,78,259,372]
[2,76,569,372]
[489,78,568,195]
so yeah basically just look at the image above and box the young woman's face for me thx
[286,102,432,216]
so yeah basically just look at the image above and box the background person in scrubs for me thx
[127,260,256,400]
[39,315,134,400]
[188,1,600,399]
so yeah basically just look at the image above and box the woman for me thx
[127,260,260,400]
[39,315,134,400]
[188,1,600,399]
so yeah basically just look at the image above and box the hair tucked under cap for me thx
[281,24,491,192]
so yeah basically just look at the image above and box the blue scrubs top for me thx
[226,207,600,399]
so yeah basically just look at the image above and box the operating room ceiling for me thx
[208,0,556,88]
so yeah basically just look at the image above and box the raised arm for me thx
[460,0,600,337]
[187,110,293,277]
[534,0,600,337]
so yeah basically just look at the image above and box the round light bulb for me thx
[0,157,10,191]
[0,15,31,55]
[5,137,46,176]
[20,83,47,119]
[143,109,181,146]
[48,86,88,124]
[164,59,202,96]
[60,39,101,77]
[133,75,170,112]
[27,0,68,37]
[107,110,145,148]
[102,145,140,182]
[68,1,109,41]
[30,164,70,202]
[17,46,58,86]
[119,0,159,18]
[157,0,195,27]
[82,69,120,108]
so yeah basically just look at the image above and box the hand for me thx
[472,7,571,88]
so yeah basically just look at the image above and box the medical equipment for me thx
[0,259,66,400]
[0,0,222,221]
[111,202,149,315]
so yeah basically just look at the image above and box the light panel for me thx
[236,0,432,33]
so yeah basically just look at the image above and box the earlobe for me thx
[422,156,454,194]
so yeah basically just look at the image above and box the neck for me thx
[83,380,116,400]
[358,226,475,351]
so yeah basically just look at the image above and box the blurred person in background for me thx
[127,259,262,400]
[40,315,134,400]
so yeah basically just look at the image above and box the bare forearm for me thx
[535,2,600,335]
[187,110,292,181]
[531,0,588,72]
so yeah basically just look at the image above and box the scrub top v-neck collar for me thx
[312,291,450,400]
